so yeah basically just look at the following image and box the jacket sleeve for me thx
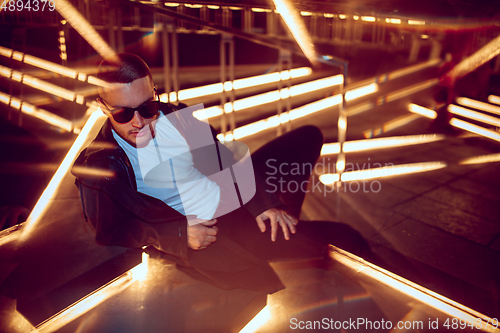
[74,154,190,260]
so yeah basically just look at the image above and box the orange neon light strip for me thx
[194,75,343,120]
[408,103,437,119]
[0,46,107,86]
[446,35,500,83]
[272,0,317,65]
[363,114,421,138]
[0,91,73,132]
[0,65,85,104]
[320,134,444,155]
[450,118,500,143]
[20,110,107,241]
[217,94,342,141]
[460,153,500,165]
[162,67,313,103]
[488,95,500,105]
[53,0,117,61]
[456,97,500,116]
[319,161,446,184]
[35,269,136,332]
[448,104,500,127]
[329,247,500,333]
[383,79,439,103]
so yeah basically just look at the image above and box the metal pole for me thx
[409,34,420,63]
[277,49,283,136]
[107,3,116,50]
[311,14,317,39]
[229,36,235,133]
[116,6,124,53]
[379,23,385,45]
[220,34,227,134]
[243,7,252,33]
[172,26,179,99]
[162,23,171,101]
[276,49,292,135]
[285,51,292,132]
[337,64,348,186]
[266,10,275,36]
[133,6,140,30]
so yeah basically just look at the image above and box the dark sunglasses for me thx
[97,97,160,124]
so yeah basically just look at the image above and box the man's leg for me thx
[217,208,372,263]
[251,125,323,217]
[243,126,376,262]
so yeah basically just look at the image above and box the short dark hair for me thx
[97,53,152,84]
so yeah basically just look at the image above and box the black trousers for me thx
[217,125,372,263]
[158,126,373,293]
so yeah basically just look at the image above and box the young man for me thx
[73,53,370,293]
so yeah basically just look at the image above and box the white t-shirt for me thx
[112,115,220,219]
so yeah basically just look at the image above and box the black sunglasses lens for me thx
[138,102,160,118]
[111,101,159,123]
[113,108,135,123]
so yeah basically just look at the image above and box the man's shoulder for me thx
[159,102,183,116]
[72,126,129,185]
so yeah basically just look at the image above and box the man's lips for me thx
[130,129,148,137]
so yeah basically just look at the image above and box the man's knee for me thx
[293,125,323,149]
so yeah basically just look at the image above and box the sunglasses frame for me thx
[97,87,160,124]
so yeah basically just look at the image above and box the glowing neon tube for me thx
[20,110,107,241]
[450,118,500,143]
[448,104,500,127]
[329,246,499,333]
[456,97,500,116]
[0,91,73,132]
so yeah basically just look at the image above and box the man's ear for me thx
[95,98,111,119]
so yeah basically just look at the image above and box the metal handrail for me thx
[130,1,348,69]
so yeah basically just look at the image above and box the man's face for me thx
[99,76,158,148]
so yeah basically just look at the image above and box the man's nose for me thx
[131,111,145,127]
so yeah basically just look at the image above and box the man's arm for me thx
[75,158,190,259]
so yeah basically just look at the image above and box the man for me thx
[73,53,370,293]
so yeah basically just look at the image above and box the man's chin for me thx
[135,137,153,148]
[129,132,153,148]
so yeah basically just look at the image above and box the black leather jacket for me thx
[72,103,284,292]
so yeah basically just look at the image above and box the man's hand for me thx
[256,209,298,242]
[187,219,218,250]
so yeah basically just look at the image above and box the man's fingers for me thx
[269,213,278,242]
[206,227,218,236]
[286,212,299,227]
[200,219,217,226]
[278,213,291,241]
[187,219,219,250]
[283,213,297,234]
[256,216,266,233]
[256,209,300,241]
